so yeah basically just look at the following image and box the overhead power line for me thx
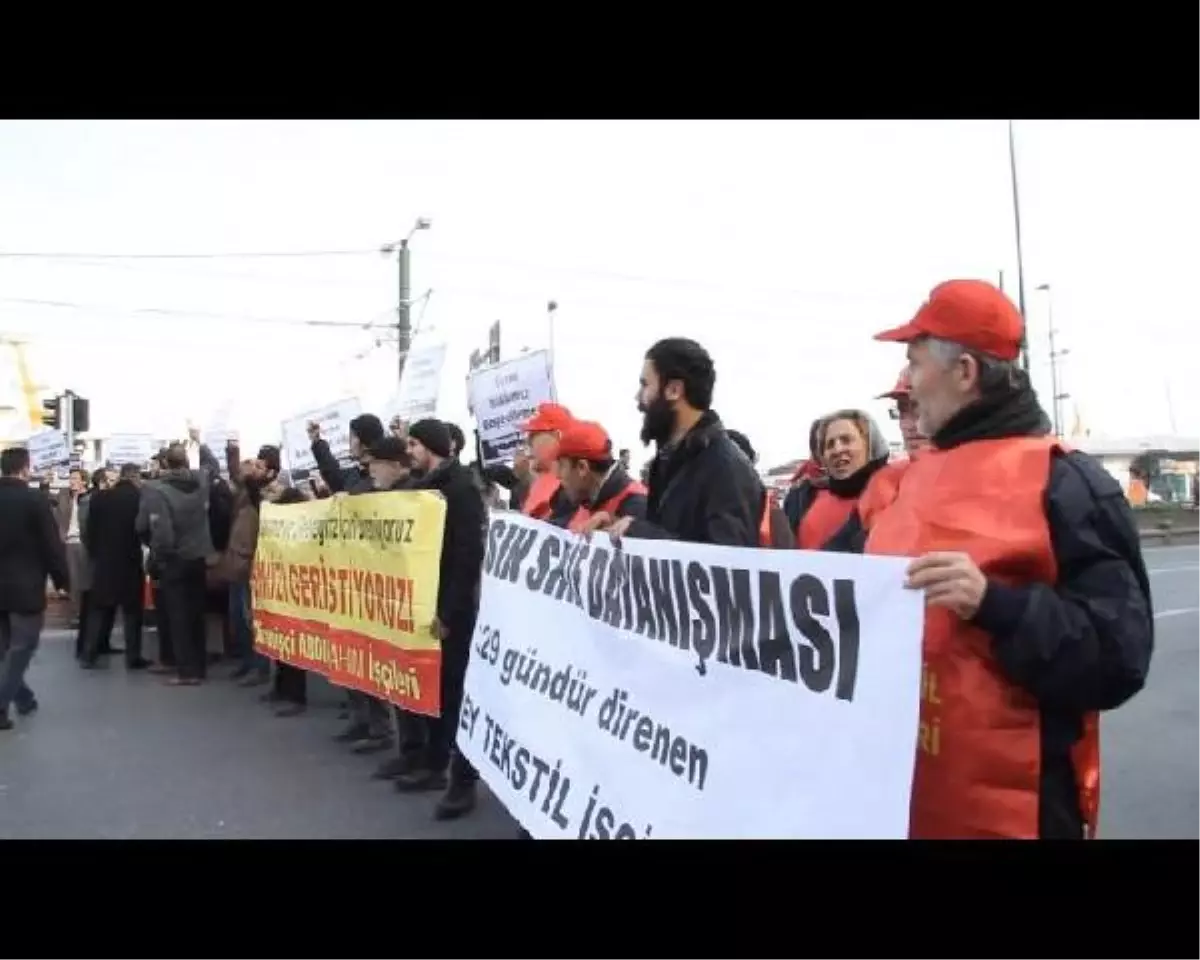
[0,296,395,330]
[0,248,380,261]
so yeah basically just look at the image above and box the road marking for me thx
[1147,565,1199,575]
[1154,608,1199,620]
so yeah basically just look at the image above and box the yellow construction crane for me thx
[0,336,44,432]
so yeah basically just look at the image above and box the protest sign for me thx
[251,490,448,715]
[468,350,554,466]
[384,340,447,423]
[457,514,924,839]
[281,397,362,473]
[105,433,155,466]
[28,429,70,472]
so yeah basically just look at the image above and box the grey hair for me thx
[923,336,1022,397]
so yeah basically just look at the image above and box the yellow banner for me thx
[251,490,447,715]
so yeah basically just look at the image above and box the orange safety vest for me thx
[866,435,1099,840]
[568,479,647,532]
[857,458,911,532]
[797,488,857,550]
[522,471,563,521]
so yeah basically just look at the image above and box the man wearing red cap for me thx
[514,402,576,524]
[554,420,647,531]
[857,369,930,532]
[866,279,1154,840]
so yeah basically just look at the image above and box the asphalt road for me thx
[0,632,518,839]
[1,544,1195,839]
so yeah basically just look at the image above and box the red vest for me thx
[857,458,911,532]
[866,436,1099,839]
[568,479,647,532]
[797,488,856,550]
[522,471,562,521]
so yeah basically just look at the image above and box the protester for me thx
[783,409,889,551]
[309,413,383,494]
[205,452,236,663]
[515,402,576,523]
[590,337,763,546]
[554,419,647,531]
[0,447,70,730]
[393,418,487,820]
[865,278,1154,839]
[71,469,109,658]
[445,422,466,461]
[210,457,269,686]
[858,369,929,531]
[80,463,148,669]
[137,443,214,686]
[264,486,311,716]
[53,468,88,632]
[726,429,794,548]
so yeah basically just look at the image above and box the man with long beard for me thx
[587,337,762,546]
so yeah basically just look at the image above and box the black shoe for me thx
[0,713,12,731]
[274,703,306,718]
[126,658,153,671]
[100,646,124,656]
[434,780,478,821]
[15,698,38,717]
[79,658,107,670]
[372,755,418,781]
[334,722,370,743]
[350,734,393,755]
[393,768,449,794]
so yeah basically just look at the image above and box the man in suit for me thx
[53,468,88,629]
[81,463,149,670]
[0,447,70,730]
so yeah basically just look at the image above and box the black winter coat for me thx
[83,480,145,608]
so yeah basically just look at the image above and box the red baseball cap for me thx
[520,402,573,435]
[556,420,612,461]
[877,369,912,400]
[874,279,1024,361]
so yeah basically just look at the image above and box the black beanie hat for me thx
[349,413,385,448]
[407,418,452,459]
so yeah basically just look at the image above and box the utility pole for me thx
[397,238,411,382]
[384,217,431,383]
[1037,283,1069,437]
[1008,120,1031,372]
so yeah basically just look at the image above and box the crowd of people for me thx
[0,278,1157,839]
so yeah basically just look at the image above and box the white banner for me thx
[384,340,447,423]
[105,433,155,466]
[457,514,924,839]
[281,397,362,473]
[27,428,70,471]
[468,350,555,467]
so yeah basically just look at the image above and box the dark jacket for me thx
[627,411,764,547]
[411,458,486,637]
[865,385,1154,839]
[137,468,214,567]
[0,476,70,613]
[764,496,795,549]
[208,477,235,553]
[210,495,259,584]
[83,480,145,608]
[312,437,373,495]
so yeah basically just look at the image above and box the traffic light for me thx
[41,396,62,430]
[71,395,90,434]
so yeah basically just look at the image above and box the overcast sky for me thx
[0,119,1195,468]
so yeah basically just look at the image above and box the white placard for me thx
[27,429,70,471]
[105,433,155,466]
[457,513,924,839]
[281,397,362,472]
[384,340,447,423]
[468,350,555,467]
